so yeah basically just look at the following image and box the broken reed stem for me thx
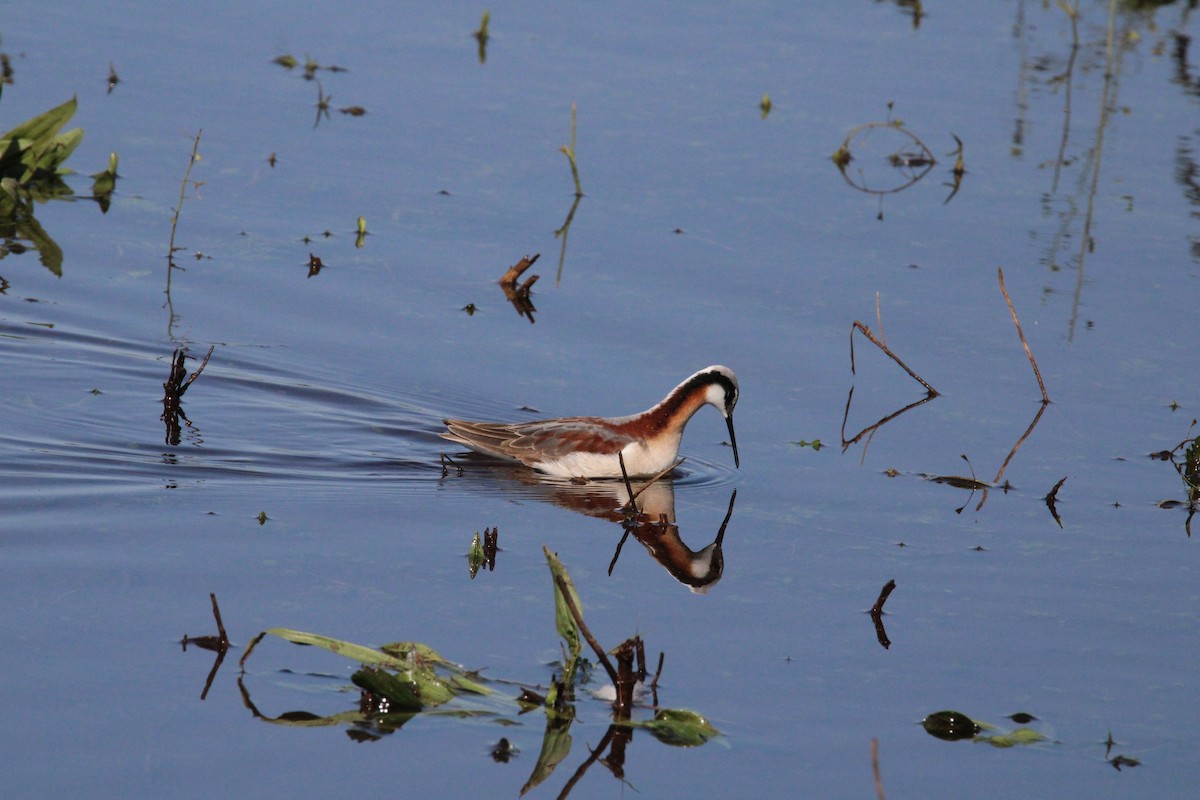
[998,267,1049,404]
[850,320,938,396]
[617,452,637,514]
[561,102,583,198]
[553,573,619,686]
[630,459,684,503]
[618,453,685,512]
[168,129,203,266]
[179,345,215,396]
[870,580,896,616]
[499,253,540,286]
[209,592,228,647]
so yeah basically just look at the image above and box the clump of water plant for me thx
[0,95,119,275]
[233,547,719,796]
[0,96,118,216]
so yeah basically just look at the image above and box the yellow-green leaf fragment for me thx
[632,709,720,747]
[543,546,581,658]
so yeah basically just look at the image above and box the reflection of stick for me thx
[976,400,1049,511]
[871,738,886,800]
[851,320,938,396]
[1044,476,1068,528]
[617,452,684,512]
[998,267,1049,403]
[840,384,937,454]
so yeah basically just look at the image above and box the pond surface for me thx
[2,1,1198,798]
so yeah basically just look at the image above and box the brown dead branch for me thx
[998,267,1049,404]
[553,573,619,686]
[868,580,896,649]
[161,345,215,445]
[499,253,540,323]
[851,320,938,397]
[870,579,897,616]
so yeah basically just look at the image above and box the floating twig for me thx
[869,579,897,616]
[499,253,540,323]
[1044,476,1068,528]
[998,267,1049,404]
[850,319,938,397]
[472,10,490,64]
[868,580,895,649]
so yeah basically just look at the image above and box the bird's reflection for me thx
[441,456,736,593]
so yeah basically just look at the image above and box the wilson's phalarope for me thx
[441,365,740,478]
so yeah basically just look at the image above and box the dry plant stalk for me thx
[167,130,203,265]
[850,320,939,396]
[998,266,1049,403]
[499,254,540,323]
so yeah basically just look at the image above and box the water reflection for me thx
[442,460,736,592]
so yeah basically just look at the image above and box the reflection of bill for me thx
[606,480,735,595]
[444,459,735,593]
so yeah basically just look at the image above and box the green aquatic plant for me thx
[0,95,119,274]
[235,547,719,795]
[0,96,116,214]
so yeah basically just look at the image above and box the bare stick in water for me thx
[998,267,1049,403]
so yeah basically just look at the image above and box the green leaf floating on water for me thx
[626,709,721,747]
[978,727,1048,748]
[351,667,424,712]
[241,629,492,701]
